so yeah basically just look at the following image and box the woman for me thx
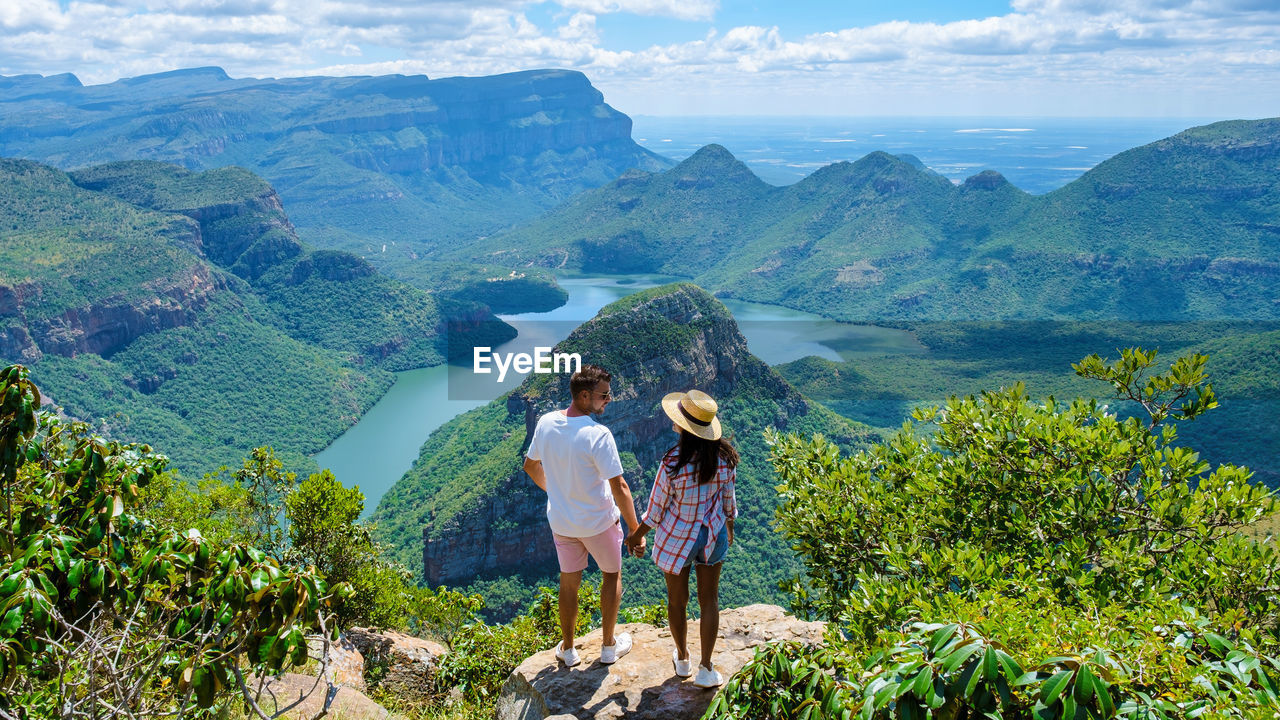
[625,389,739,688]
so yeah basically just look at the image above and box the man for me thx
[523,364,644,667]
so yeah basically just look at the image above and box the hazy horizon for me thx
[2,1,1277,118]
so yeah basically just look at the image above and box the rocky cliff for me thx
[370,284,874,610]
[59,160,469,371]
[0,68,673,254]
[27,264,221,359]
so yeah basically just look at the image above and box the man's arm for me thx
[607,475,641,537]
[523,457,547,491]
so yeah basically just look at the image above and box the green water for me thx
[313,275,919,516]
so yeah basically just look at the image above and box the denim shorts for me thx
[683,523,729,569]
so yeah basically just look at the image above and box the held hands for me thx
[623,531,647,559]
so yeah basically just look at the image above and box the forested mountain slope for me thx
[474,119,1280,322]
[0,67,672,276]
[0,158,498,474]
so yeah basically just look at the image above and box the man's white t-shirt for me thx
[526,410,625,538]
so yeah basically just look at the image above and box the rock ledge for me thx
[496,604,824,720]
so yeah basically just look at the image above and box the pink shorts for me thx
[553,522,624,574]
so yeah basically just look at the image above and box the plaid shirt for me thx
[640,448,738,574]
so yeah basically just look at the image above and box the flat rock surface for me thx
[496,604,825,720]
[250,672,389,720]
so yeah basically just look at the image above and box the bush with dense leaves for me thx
[0,364,341,717]
[708,349,1280,719]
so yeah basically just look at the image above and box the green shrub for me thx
[709,349,1280,719]
[0,365,341,716]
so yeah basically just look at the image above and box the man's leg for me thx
[553,531,590,653]
[600,570,621,647]
[559,570,582,651]
[581,522,626,649]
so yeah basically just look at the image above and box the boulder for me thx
[246,672,388,720]
[307,633,368,692]
[496,604,825,720]
[345,627,449,703]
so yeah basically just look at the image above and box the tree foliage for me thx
[710,349,1280,719]
[0,364,341,717]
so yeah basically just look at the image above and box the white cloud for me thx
[554,0,717,22]
[0,0,1276,116]
[558,13,599,43]
[0,0,66,33]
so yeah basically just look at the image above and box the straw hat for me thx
[662,389,723,441]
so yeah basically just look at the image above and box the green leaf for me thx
[1096,679,1115,718]
[957,656,983,699]
[0,607,22,637]
[941,642,982,673]
[1073,664,1096,703]
[1061,692,1077,720]
[874,681,899,710]
[66,561,84,590]
[997,652,1025,683]
[930,624,960,655]
[1040,670,1074,706]
[193,666,215,708]
[927,678,946,709]
[1203,633,1234,656]
[249,568,270,594]
[911,667,934,698]
[983,647,999,681]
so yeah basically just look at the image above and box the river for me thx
[313,274,921,517]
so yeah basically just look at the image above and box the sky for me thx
[2,0,1279,117]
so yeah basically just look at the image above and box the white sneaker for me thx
[599,632,632,665]
[672,649,693,678]
[692,662,723,688]
[554,642,581,667]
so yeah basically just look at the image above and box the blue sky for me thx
[3,0,1279,118]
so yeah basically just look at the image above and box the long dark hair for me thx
[666,430,739,484]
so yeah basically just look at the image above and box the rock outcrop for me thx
[25,264,220,359]
[248,673,388,720]
[496,604,825,720]
[344,627,449,704]
[308,634,369,692]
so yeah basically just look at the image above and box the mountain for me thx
[370,283,877,615]
[0,68,673,279]
[0,157,503,474]
[470,119,1280,322]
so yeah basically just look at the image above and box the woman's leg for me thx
[664,569,692,660]
[694,562,722,670]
